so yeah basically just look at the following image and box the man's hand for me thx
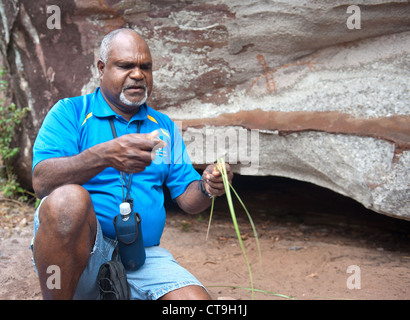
[202,162,234,197]
[175,162,234,214]
[107,130,166,173]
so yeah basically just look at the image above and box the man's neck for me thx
[101,90,140,122]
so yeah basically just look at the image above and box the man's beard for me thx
[119,85,148,107]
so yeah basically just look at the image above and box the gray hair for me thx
[99,28,141,64]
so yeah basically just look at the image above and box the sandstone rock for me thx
[0,0,408,219]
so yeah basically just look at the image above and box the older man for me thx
[31,28,233,300]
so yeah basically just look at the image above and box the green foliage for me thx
[0,66,29,200]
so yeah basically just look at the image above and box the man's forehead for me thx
[109,32,151,61]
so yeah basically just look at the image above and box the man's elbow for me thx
[32,166,49,199]
[176,196,209,215]
[174,196,195,215]
[181,206,202,215]
[32,176,47,199]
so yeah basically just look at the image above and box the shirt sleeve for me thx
[165,121,200,200]
[32,99,80,172]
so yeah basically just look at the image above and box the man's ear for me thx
[97,60,105,79]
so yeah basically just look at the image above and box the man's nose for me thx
[130,67,144,80]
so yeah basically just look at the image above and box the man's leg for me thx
[159,285,211,300]
[125,246,211,300]
[33,184,97,299]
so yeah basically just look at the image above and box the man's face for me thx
[98,31,153,120]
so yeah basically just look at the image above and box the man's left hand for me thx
[202,163,234,197]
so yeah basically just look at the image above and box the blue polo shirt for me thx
[32,87,200,246]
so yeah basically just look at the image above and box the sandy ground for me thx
[0,176,409,300]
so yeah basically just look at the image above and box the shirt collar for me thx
[91,87,148,122]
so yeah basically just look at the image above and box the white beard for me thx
[119,86,148,107]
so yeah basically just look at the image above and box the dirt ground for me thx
[0,176,409,300]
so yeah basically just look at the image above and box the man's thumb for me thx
[148,130,159,140]
[148,130,167,148]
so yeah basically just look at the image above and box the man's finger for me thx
[148,130,159,140]
[149,130,167,148]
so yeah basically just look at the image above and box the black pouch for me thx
[97,246,130,300]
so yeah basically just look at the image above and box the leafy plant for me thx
[0,66,29,200]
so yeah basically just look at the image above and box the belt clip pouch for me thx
[97,246,131,300]
[113,212,146,271]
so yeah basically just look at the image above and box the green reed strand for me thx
[217,158,255,299]
[208,285,296,300]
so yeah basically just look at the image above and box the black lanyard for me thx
[109,117,141,211]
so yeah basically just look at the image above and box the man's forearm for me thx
[33,133,160,199]
[32,144,108,199]
[176,180,212,214]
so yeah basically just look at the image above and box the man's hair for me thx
[99,28,141,64]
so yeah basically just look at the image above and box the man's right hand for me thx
[106,130,166,173]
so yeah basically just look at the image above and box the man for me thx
[31,28,233,300]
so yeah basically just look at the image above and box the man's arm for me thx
[33,132,161,199]
[175,163,233,214]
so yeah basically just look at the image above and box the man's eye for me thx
[119,64,133,69]
[140,64,152,70]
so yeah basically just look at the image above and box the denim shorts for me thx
[32,198,205,300]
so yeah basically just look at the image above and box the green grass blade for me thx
[217,158,255,300]
[228,182,262,269]
[205,196,215,241]
[208,285,296,300]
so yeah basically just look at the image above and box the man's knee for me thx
[160,285,211,300]
[38,184,95,240]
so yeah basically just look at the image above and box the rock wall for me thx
[0,0,409,219]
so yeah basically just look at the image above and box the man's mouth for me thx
[120,84,148,107]
[123,84,146,93]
